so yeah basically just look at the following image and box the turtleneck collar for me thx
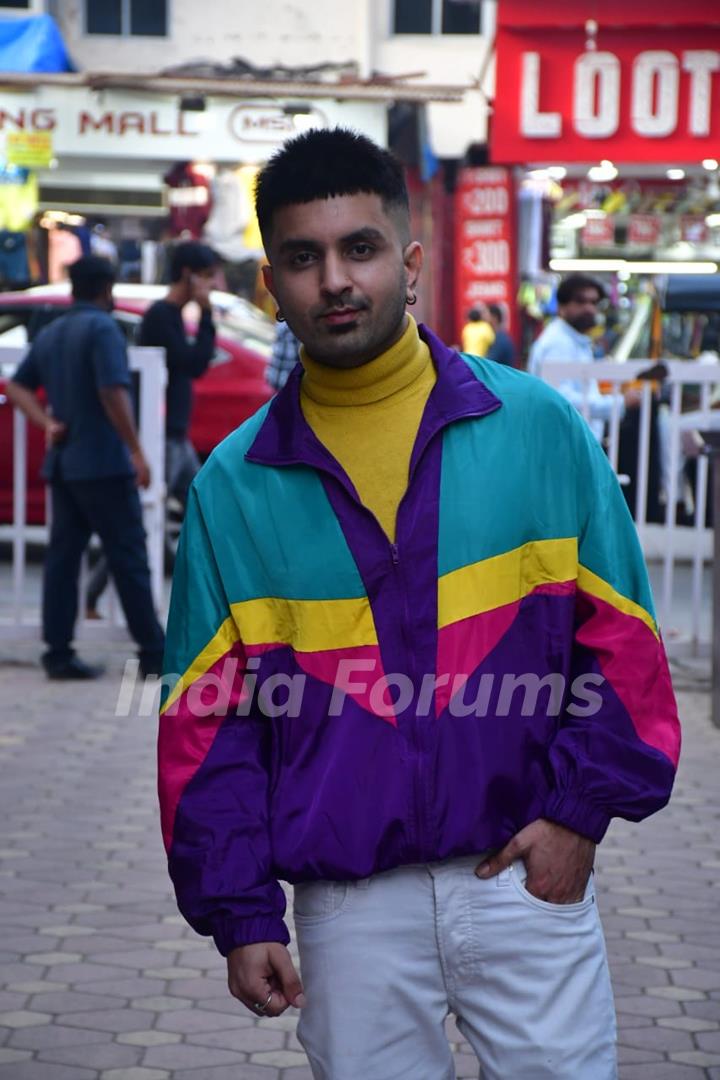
[299,315,431,407]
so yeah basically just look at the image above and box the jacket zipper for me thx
[389,538,429,858]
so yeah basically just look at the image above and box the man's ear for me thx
[262,263,278,303]
[404,241,424,291]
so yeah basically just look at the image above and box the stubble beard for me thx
[302,283,409,369]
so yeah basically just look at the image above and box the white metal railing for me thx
[540,359,717,654]
[1,345,166,642]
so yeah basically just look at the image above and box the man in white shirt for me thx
[529,274,636,442]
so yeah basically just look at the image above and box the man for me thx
[8,256,165,679]
[485,303,516,366]
[140,241,218,505]
[460,304,495,356]
[528,273,637,441]
[158,130,679,1079]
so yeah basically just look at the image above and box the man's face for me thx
[560,288,601,334]
[262,192,423,368]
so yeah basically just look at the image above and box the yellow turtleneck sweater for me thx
[300,316,437,542]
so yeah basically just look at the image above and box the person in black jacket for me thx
[141,241,219,505]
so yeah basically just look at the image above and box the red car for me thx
[0,284,273,525]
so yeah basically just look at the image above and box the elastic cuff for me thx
[213,916,290,957]
[544,791,610,843]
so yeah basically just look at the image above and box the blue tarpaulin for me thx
[0,15,74,73]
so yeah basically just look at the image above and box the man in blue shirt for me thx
[528,274,637,442]
[8,256,165,679]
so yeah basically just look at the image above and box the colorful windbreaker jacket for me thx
[158,325,680,956]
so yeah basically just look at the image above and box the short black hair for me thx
[169,241,219,283]
[255,127,410,246]
[467,308,482,321]
[488,304,503,322]
[556,273,606,306]
[69,255,115,301]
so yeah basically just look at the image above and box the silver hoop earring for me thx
[275,311,285,322]
[406,292,417,306]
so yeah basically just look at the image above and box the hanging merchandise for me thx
[203,167,250,260]
[0,230,30,287]
[203,165,264,261]
[0,165,39,233]
[164,162,213,239]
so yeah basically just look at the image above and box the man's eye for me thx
[350,243,374,258]
[291,252,316,267]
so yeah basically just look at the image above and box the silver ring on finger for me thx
[252,990,273,1015]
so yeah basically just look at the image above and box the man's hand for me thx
[190,273,213,311]
[130,449,151,489]
[475,818,595,903]
[45,417,67,448]
[227,942,305,1017]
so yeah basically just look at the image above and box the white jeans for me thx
[294,856,617,1080]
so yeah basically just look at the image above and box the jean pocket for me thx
[508,860,595,915]
[293,880,352,925]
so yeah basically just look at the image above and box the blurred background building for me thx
[0,0,718,353]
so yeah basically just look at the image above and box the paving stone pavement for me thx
[0,646,718,1080]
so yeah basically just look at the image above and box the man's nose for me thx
[320,253,352,296]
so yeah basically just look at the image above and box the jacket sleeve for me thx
[158,482,289,954]
[543,405,681,842]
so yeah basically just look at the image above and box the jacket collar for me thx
[245,323,502,475]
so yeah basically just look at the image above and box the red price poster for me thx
[628,214,662,247]
[581,215,615,248]
[455,166,517,337]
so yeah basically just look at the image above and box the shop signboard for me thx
[455,166,516,337]
[0,87,386,165]
[581,215,615,248]
[492,2,720,163]
[627,214,662,247]
[5,131,53,168]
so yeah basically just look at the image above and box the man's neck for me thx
[74,299,108,311]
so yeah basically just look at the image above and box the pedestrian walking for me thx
[141,240,219,506]
[460,304,495,356]
[8,255,165,679]
[158,129,680,1079]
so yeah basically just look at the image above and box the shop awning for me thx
[0,15,74,74]
[0,70,465,104]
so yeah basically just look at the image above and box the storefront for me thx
[0,74,460,311]
[462,0,720,359]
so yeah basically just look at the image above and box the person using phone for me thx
[140,241,219,506]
